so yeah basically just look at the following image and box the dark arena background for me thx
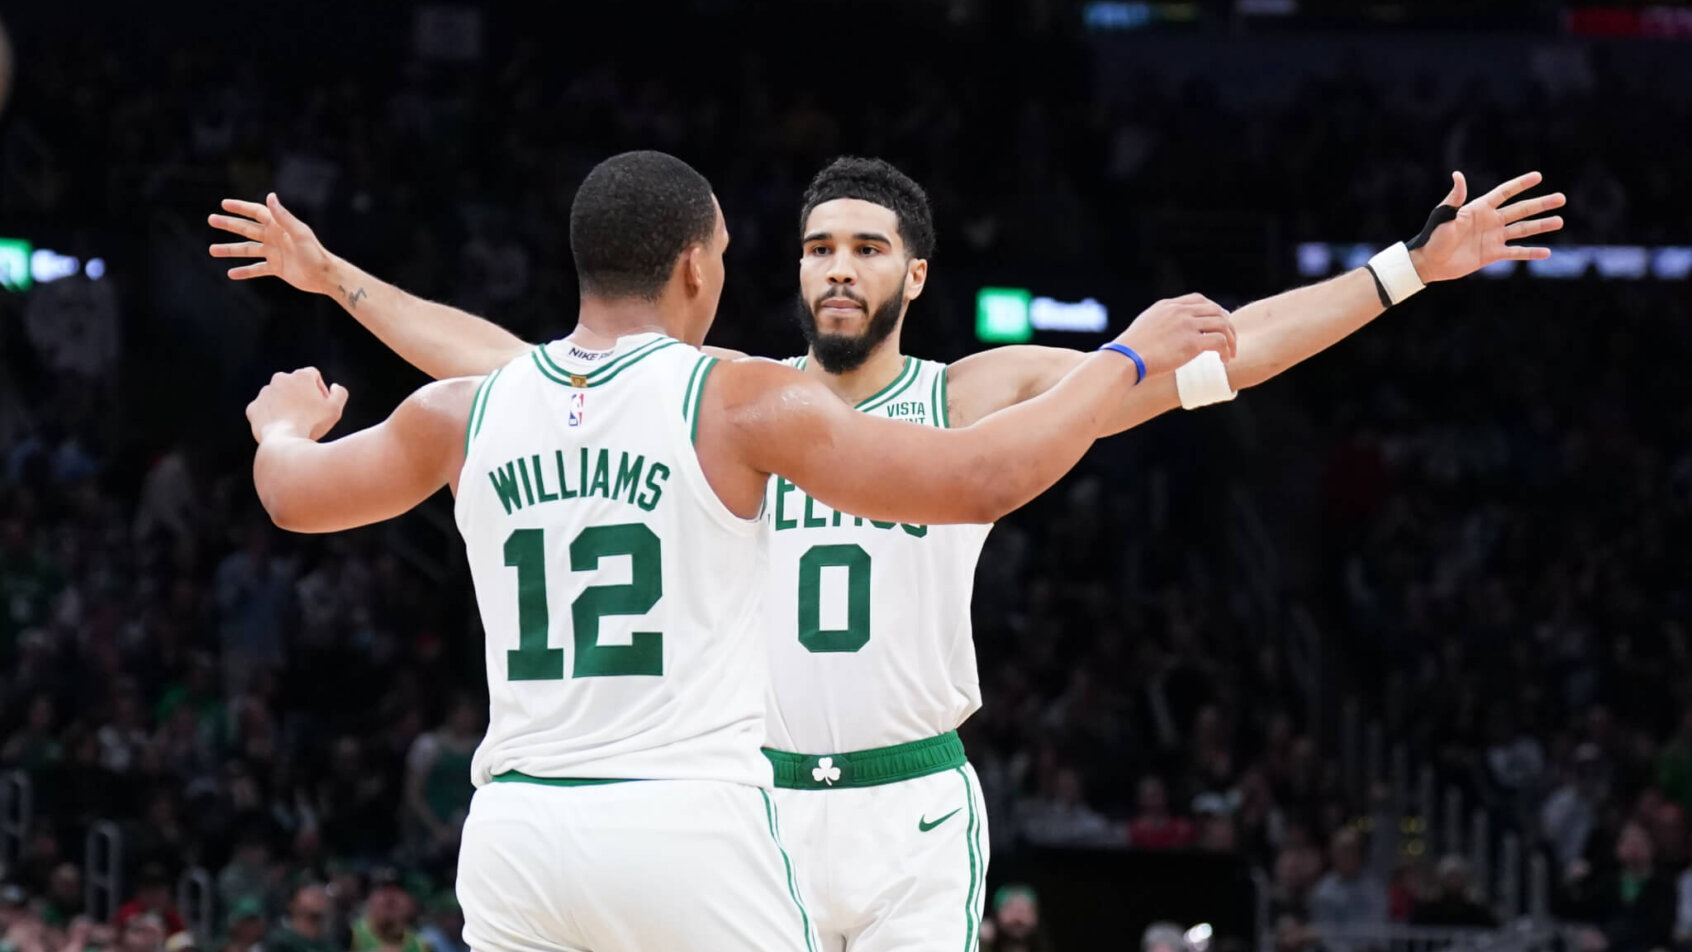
[1,1,1690,950]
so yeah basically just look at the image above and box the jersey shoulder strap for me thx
[922,358,952,429]
[680,353,719,442]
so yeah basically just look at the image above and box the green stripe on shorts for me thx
[958,766,982,951]
[760,789,816,952]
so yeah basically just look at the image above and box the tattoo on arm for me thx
[337,285,368,310]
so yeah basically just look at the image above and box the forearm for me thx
[1223,268,1387,391]
[961,357,1130,516]
[253,429,434,534]
[821,352,1135,524]
[323,255,530,379]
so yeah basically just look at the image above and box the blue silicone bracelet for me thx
[1098,342,1146,385]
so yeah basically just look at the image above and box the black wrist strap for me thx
[1364,264,1392,308]
[1365,203,1459,308]
[1407,204,1460,251]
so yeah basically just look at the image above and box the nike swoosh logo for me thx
[918,808,962,833]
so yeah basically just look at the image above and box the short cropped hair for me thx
[570,151,718,300]
[799,157,935,259]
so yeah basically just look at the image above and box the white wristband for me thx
[1175,350,1236,410]
[1365,241,1426,306]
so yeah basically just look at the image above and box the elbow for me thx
[256,484,305,533]
[253,457,310,533]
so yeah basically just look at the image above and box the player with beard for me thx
[209,155,1563,951]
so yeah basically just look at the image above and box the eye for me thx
[858,246,880,256]
[808,245,829,257]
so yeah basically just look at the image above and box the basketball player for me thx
[215,158,1563,951]
[236,151,1234,952]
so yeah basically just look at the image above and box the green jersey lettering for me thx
[774,477,799,531]
[588,448,612,499]
[637,463,670,512]
[532,454,560,502]
[613,453,646,505]
[489,462,525,515]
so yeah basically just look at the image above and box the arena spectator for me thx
[113,867,184,936]
[1128,777,1197,850]
[1409,856,1497,928]
[1565,823,1675,952]
[980,885,1051,952]
[218,898,265,952]
[349,871,422,952]
[402,698,480,864]
[264,884,335,952]
[1308,829,1389,932]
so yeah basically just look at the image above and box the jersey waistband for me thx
[763,731,965,790]
[490,772,640,787]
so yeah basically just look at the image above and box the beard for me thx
[792,277,905,374]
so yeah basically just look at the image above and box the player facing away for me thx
[236,151,1236,952]
[214,155,1564,951]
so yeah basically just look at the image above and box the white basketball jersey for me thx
[455,333,770,787]
[762,356,993,753]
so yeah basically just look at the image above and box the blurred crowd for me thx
[4,6,1692,952]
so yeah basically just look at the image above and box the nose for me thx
[824,252,856,287]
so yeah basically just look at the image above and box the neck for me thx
[573,297,680,348]
[804,330,907,406]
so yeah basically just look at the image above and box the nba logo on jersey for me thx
[568,392,586,427]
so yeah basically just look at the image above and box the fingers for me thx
[1197,331,1235,361]
[1192,314,1238,360]
[1500,191,1567,225]
[1504,216,1563,241]
[267,192,305,231]
[1505,246,1552,261]
[1171,292,1225,311]
[208,214,266,240]
[1443,170,1468,207]
[228,263,273,280]
[328,383,350,411]
[210,241,265,259]
[303,367,328,397]
[220,198,272,224]
[1482,170,1543,209]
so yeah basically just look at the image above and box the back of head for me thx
[570,151,717,301]
[800,156,935,259]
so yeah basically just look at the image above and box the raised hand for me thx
[246,368,349,444]
[1115,293,1238,379]
[1410,171,1567,282]
[209,193,336,295]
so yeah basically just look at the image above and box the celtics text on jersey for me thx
[761,356,993,754]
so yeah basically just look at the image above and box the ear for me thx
[904,257,929,302]
[681,245,705,296]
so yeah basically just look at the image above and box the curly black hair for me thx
[799,157,935,259]
[570,151,718,301]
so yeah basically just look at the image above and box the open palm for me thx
[208,193,334,295]
[1413,170,1566,283]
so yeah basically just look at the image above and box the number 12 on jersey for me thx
[503,524,664,680]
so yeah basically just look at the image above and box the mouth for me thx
[818,298,865,317]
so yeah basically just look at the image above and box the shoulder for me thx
[400,377,483,430]
[699,358,845,442]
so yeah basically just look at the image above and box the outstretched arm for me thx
[211,194,531,379]
[247,369,478,533]
[699,305,1234,525]
[948,170,1566,431]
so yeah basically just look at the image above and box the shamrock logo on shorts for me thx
[812,757,842,786]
